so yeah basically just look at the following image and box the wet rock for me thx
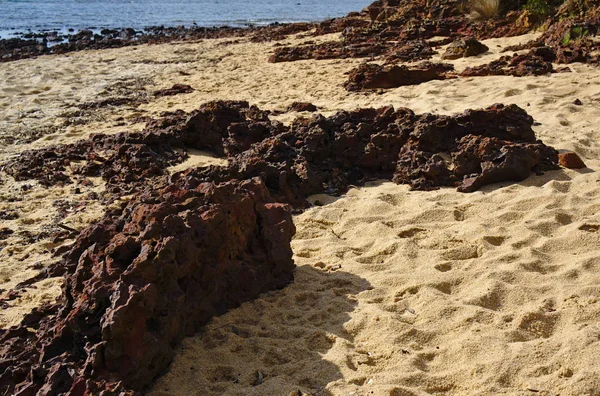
[558,151,586,169]
[0,178,295,395]
[0,22,315,62]
[344,62,454,91]
[442,37,489,60]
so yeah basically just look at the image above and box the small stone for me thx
[573,98,583,105]
[558,151,586,169]
[288,102,317,112]
[442,37,489,60]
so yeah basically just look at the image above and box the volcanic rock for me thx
[344,62,454,91]
[0,178,295,395]
[393,104,558,191]
[153,83,195,97]
[558,151,587,169]
[442,37,489,60]
[460,50,555,77]
[269,41,387,63]
[288,102,318,112]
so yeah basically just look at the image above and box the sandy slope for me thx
[1,31,600,394]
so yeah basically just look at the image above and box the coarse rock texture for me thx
[1,30,600,396]
[344,62,455,91]
[502,1,600,65]
[0,23,315,63]
[153,84,195,97]
[460,50,557,77]
[442,37,489,60]
[287,102,318,112]
[4,100,559,210]
[268,0,538,66]
[0,177,296,395]
[558,151,587,169]
[393,104,558,192]
[269,41,388,63]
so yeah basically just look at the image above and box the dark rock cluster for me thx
[442,37,489,60]
[0,23,314,62]
[460,48,557,77]
[344,61,455,91]
[153,83,195,97]
[0,99,561,394]
[269,0,538,65]
[501,1,600,65]
[393,104,559,192]
[3,101,559,206]
[269,40,388,63]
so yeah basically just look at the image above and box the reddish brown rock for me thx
[153,83,195,97]
[344,62,454,91]
[0,178,295,395]
[0,100,561,394]
[393,104,558,191]
[559,151,587,169]
[384,40,438,63]
[288,102,318,112]
[442,37,489,60]
[269,41,387,63]
[460,51,555,77]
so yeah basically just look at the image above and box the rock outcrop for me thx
[0,100,562,394]
[460,50,556,77]
[442,37,489,60]
[344,62,455,91]
[0,177,295,395]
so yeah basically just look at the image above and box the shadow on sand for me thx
[149,265,372,396]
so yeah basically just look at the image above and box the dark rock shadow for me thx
[148,265,372,396]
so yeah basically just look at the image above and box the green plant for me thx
[525,0,550,17]
[561,25,590,44]
[470,0,501,19]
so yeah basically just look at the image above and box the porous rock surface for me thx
[460,50,556,77]
[0,100,560,395]
[0,177,295,395]
[344,62,455,91]
[442,37,489,60]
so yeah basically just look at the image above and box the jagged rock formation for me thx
[3,101,559,205]
[344,62,455,91]
[0,101,560,395]
[460,49,556,77]
[0,177,295,395]
[442,37,489,60]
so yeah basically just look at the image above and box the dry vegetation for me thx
[469,0,501,19]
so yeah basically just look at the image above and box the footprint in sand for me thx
[509,311,560,342]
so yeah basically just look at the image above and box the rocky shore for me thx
[1,0,600,395]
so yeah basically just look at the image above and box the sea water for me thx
[0,0,373,38]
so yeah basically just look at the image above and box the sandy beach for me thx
[2,15,600,396]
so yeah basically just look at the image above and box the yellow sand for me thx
[1,31,600,394]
